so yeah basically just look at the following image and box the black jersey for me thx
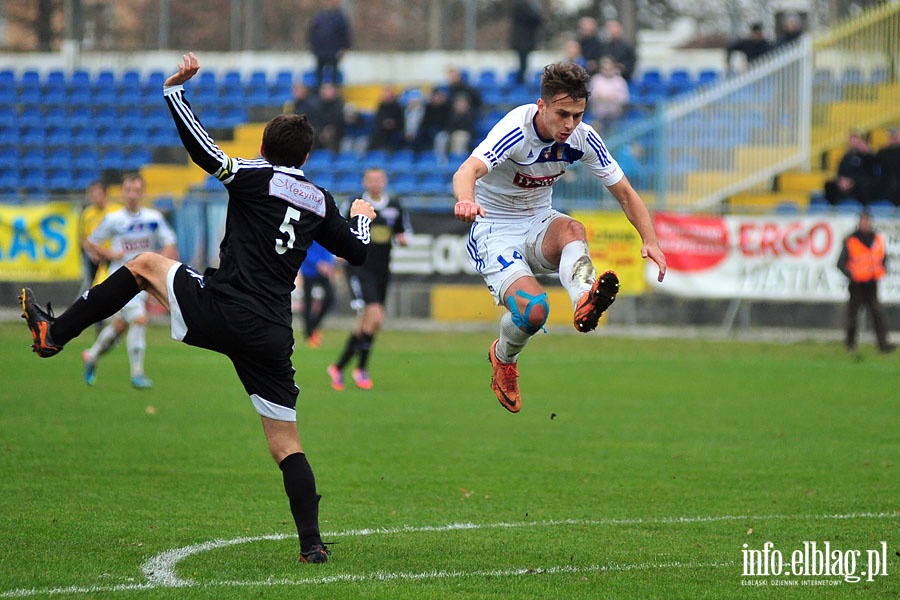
[345,194,410,276]
[165,85,370,327]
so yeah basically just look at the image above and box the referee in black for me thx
[19,53,374,565]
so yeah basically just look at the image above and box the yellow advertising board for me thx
[0,202,81,281]
[571,210,647,294]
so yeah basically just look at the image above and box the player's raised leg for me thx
[20,252,178,358]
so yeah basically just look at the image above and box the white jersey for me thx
[470,104,624,220]
[88,206,176,272]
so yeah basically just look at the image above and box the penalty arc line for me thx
[1,510,896,597]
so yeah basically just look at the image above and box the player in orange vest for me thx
[836,211,895,353]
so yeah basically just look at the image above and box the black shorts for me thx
[168,264,298,421]
[347,266,390,305]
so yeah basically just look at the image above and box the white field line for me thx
[1,511,897,598]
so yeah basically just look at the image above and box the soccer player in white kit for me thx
[82,173,178,388]
[453,61,667,413]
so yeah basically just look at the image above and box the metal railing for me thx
[557,2,900,214]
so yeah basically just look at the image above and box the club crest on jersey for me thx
[512,171,563,188]
[269,172,325,217]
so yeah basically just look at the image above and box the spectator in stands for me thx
[563,39,587,70]
[402,89,426,151]
[588,56,629,134]
[576,16,603,76]
[725,22,774,73]
[368,85,405,153]
[341,102,369,154]
[313,82,346,153]
[836,211,895,353]
[509,0,545,84]
[284,82,321,121]
[446,67,482,119]
[414,87,451,156]
[776,12,804,49]
[824,131,878,206]
[598,20,637,82]
[438,94,478,159]
[875,126,900,205]
[307,0,352,88]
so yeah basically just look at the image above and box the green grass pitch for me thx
[0,321,897,599]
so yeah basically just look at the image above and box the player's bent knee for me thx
[506,290,549,335]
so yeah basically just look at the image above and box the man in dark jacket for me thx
[510,0,544,84]
[308,0,352,88]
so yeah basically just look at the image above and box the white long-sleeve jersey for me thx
[470,104,624,220]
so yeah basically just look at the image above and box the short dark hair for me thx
[262,113,315,168]
[540,62,591,103]
[122,172,144,186]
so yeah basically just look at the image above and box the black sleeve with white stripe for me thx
[163,84,232,177]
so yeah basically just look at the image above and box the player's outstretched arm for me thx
[607,177,667,282]
[163,52,232,177]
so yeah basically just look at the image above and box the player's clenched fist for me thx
[349,198,376,220]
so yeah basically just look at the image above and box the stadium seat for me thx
[94,70,116,91]
[835,199,863,214]
[73,148,100,170]
[69,70,91,90]
[0,107,16,128]
[0,170,19,194]
[0,146,18,169]
[867,200,895,218]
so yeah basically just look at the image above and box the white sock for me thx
[127,324,146,378]
[496,311,532,363]
[558,240,596,308]
[86,323,120,363]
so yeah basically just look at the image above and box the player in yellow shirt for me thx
[78,180,121,291]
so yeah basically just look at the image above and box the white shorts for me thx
[115,291,148,323]
[466,209,567,305]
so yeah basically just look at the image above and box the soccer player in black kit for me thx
[19,53,374,565]
[328,167,410,390]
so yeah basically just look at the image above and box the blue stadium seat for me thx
[73,148,100,170]
[100,148,127,170]
[390,172,418,195]
[18,70,40,93]
[0,170,19,194]
[21,168,48,194]
[835,199,863,214]
[697,69,720,87]
[145,70,166,94]
[44,70,66,92]
[47,168,75,192]
[20,126,48,148]
[0,146,18,169]
[867,200,895,218]
[69,69,91,90]
[0,107,16,128]
[94,70,116,90]
[0,69,14,89]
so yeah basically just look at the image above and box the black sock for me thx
[335,333,360,370]
[279,452,322,552]
[51,267,141,346]
[357,332,374,370]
